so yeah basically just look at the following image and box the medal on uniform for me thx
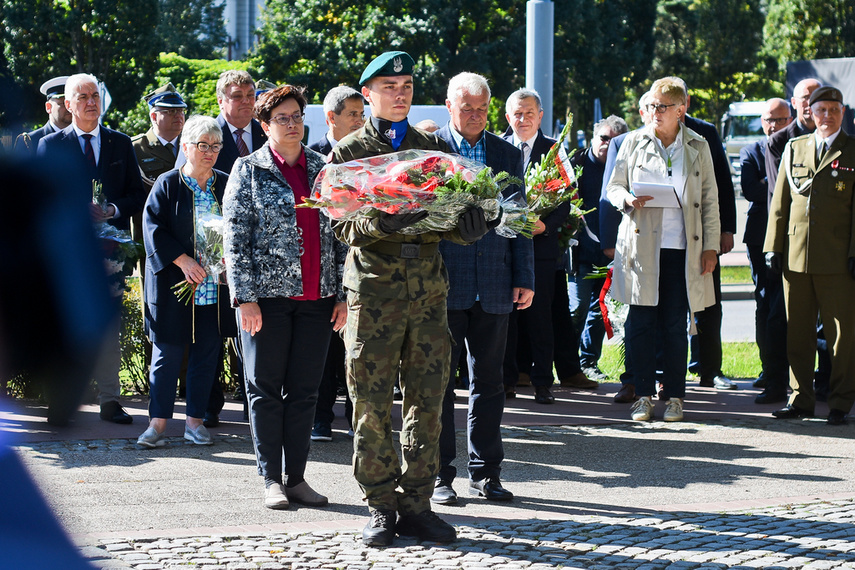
[837,181,846,192]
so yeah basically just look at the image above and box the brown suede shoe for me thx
[559,372,599,389]
[516,373,532,387]
[614,383,638,403]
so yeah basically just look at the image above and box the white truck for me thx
[720,100,767,193]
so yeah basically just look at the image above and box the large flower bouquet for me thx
[300,150,538,238]
[524,119,584,216]
[172,212,225,305]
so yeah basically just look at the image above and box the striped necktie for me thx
[235,128,249,157]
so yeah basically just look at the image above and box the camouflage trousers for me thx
[344,289,452,515]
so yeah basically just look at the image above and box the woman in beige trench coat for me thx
[606,76,720,423]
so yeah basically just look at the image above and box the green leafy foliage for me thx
[1,0,231,131]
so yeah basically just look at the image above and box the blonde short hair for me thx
[650,76,687,106]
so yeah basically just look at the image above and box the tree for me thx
[646,0,764,124]
[1,0,162,127]
[553,0,658,137]
[254,0,525,119]
[763,0,855,78]
[157,0,227,60]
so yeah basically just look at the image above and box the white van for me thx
[301,104,451,145]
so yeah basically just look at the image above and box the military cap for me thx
[39,76,69,100]
[144,83,187,108]
[808,86,843,106]
[359,51,415,86]
[255,80,277,97]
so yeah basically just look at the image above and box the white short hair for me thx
[65,73,99,99]
[447,72,491,104]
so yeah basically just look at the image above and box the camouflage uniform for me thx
[332,120,470,515]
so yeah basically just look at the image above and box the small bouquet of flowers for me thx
[300,150,538,238]
[172,212,226,305]
[92,180,107,214]
[524,119,584,216]
[97,223,144,298]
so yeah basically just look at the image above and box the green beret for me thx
[359,51,415,86]
[809,86,843,106]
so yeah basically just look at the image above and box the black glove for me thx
[377,210,429,234]
[765,252,782,274]
[458,206,489,243]
[849,257,855,279]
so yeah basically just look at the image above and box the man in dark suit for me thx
[308,86,365,158]
[214,69,267,174]
[765,86,855,426]
[432,73,534,505]
[38,73,146,424]
[500,88,594,405]
[740,97,793,404]
[676,78,738,391]
[14,76,72,155]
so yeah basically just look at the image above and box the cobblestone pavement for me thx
[13,420,855,569]
[83,498,855,569]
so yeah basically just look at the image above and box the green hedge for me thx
[114,53,262,136]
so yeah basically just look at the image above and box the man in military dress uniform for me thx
[132,83,187,188]
[764,86,855,426]
[13,76,72,154]
[331,51,491,547]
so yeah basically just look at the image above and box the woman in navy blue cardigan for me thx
[138,115,236,448]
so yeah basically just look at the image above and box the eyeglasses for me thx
[190,141,223,153]
[646,103,677,114]
[762,117,790,125]
[155,108,185,116]
[598,135,612,143]
[269,113,305,126]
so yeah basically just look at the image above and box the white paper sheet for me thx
[631,181,681,208]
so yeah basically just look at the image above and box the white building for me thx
[224,0,264,60]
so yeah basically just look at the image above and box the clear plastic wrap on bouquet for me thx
[300,149,534,237]
[195,212,225,280]
[173,212,225,305]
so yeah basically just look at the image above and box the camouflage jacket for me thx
[331,120,471,301]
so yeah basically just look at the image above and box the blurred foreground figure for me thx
[0,150,114,568]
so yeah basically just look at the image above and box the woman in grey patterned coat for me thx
[223,85,347,510]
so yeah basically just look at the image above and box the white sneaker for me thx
[664,398,684,422]
[630,396,654,421]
